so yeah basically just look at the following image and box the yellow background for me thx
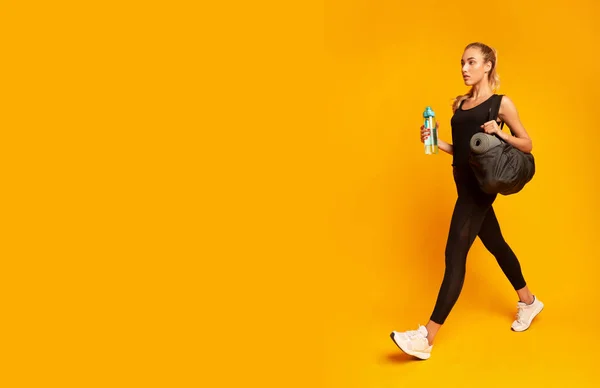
[323,0,600,387]
[2,0,599,387]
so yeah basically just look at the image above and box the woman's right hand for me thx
[420,124,432,143]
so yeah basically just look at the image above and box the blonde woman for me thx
[390,42,543,360]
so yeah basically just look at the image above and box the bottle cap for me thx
[423,106,435,118]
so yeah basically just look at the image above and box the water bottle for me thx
[423,106,438,154]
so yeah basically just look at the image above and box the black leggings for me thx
[430,168,527,325]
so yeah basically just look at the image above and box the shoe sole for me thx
[511,304,544,332]
[389,332,430,360]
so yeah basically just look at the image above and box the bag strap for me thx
[487,94,505,130]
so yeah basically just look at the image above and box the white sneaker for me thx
[390,325,432,360]
[511,295,544,332]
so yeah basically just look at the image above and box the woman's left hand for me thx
[481,120,501,135]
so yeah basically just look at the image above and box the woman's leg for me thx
[479,209,544,331]
[390,175,496,356]
[477,206,543,330]
[427,193,495,343]
[477,207,529,298]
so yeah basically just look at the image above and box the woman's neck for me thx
[470,83,493,100]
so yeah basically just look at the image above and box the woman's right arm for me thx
[421,123,453,155]
[438,138,453,155]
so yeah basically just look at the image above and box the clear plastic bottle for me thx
[423,106,438,154]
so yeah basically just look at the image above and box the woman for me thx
[390,42,543,360]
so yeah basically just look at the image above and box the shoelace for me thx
[405,328,425,340]
[515,309,522,322]
[515,304,529,323]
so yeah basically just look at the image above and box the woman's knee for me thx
[444,249,468,271]
[484,239,509,257]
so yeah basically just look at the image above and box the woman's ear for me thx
[484,61,492,73]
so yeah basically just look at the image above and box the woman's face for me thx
[461,47,492,86]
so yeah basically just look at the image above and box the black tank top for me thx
[450,94,497,168]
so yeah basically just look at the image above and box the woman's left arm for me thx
[482,96,533,153]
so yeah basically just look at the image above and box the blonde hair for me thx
[452,42,500,112]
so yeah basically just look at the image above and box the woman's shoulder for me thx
[498,94,516,107]
[498,94,518,110]
[498,94,520,120]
